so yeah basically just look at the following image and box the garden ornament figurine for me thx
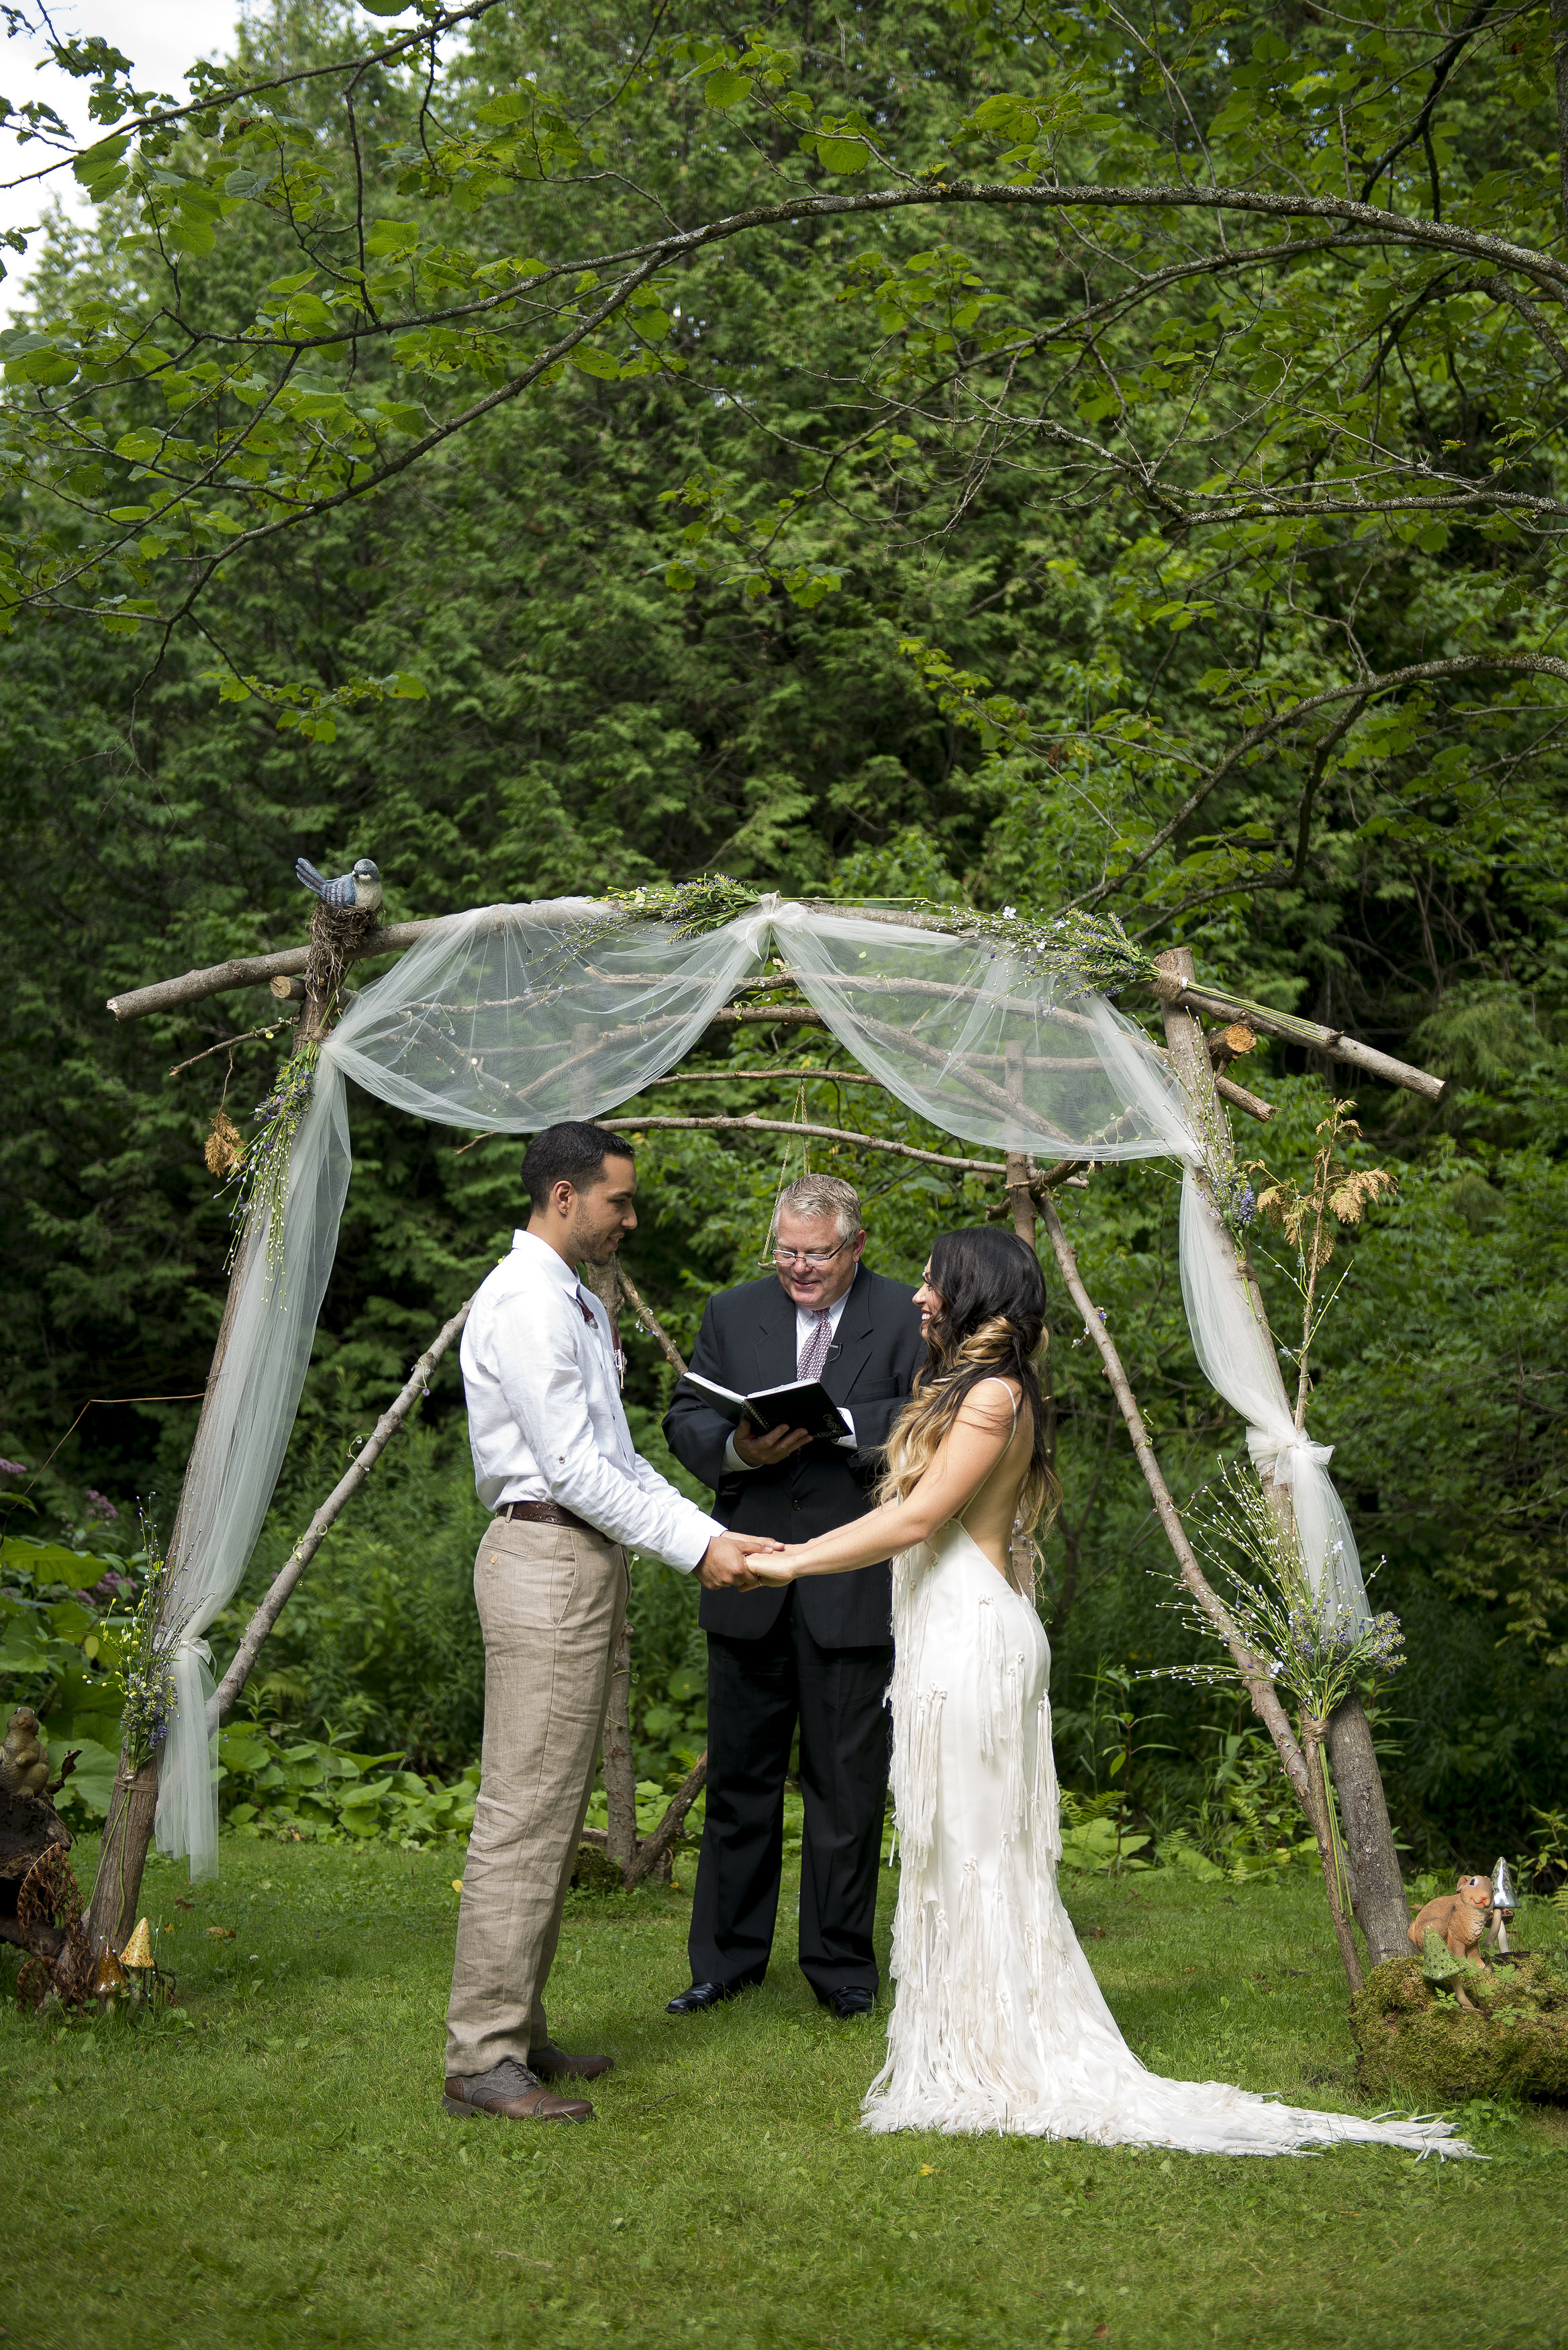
[1408,1874,1494,1969]
[1489,1856,1518,1954]
[0,1706,49,1799]
[295,854,383,913]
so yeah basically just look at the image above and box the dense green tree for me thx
[1,0,1565,1856]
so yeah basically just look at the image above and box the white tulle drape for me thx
[1178,1171,1370,1626]
[155,1072,352,1876]
[154,898,1367,1873]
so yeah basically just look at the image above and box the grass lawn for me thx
[7,1836,1567,2350]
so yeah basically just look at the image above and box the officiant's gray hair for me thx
[773,1174,863,1239]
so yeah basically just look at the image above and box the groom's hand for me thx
[697,1532,783,1589]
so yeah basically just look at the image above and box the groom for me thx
[663,1174,923,2018]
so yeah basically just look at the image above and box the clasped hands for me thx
[695,1532,805,1591]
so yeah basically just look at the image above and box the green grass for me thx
[7,1839,1568,2350]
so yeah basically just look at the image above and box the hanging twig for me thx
[166,1023,286,1078]
[614,1262,689,1377]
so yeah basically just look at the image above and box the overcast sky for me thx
[1,1,250,318]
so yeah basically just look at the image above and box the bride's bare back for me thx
[947,1375,1034,1584]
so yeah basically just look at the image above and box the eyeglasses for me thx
[765,1236,859,1269]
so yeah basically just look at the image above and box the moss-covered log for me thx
[1351,1953,1568,2104]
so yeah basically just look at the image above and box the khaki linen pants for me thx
[444,1515,628,2079]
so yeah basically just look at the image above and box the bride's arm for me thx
[745,1385,1020,1581]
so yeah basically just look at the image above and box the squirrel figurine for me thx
[1408,1873,1493,1968]
[0,1706,50,1800]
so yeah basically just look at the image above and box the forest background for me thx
[1,0,1565,1877]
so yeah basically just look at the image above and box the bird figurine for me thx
[1,1706,50,1800]
[295,855,383,914]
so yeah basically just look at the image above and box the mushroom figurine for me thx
[1489,1856,1518,1954]
[118,1916,163,2006]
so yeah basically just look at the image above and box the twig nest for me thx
[205,1109,243,1176]
[1351,1952,1568,2104]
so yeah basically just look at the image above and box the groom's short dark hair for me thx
[521,1121,634,1205]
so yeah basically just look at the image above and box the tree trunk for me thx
[85,1753,160,1954]
[1325,1695,1410,1965]
[601,1617,638,1881]
[1153,944,1406,1973]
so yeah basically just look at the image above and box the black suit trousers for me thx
[688,1588,893,2000]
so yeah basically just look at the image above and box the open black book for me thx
[679,1372,852,1442]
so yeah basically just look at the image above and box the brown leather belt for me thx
[497,1499,597,1534]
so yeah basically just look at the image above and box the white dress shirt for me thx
[461,1231,722,1570]
[722,1288,857,1473]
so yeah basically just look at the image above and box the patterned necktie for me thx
[797,1309,833,1383]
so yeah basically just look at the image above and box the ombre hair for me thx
[879,1227,1057,1557]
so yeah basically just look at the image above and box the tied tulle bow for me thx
[1245,1423,1334,1486]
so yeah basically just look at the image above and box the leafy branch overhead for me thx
[6,0,1568,930]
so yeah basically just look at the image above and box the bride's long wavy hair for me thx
[879,1227,1058,1543]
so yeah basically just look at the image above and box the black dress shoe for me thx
[828,1986,875,2020]
[666,1980,750,2014]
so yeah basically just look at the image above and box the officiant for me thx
[662,1174,924,2018]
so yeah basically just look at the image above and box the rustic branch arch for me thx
[85,892,1442,1988]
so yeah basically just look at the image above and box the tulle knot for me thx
[1246,1423,1334,1486]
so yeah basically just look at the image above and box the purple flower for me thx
[85,1489,119,1523]
[0,1458,24,1477]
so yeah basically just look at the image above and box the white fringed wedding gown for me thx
[861,1522,1464,2156]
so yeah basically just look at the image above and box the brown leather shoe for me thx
[528,2042,615,2082]
[442,2063,592,2123]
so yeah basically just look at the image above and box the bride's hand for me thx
[744,1547,801,1585]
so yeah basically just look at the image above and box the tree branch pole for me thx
[1002,1042,1045,1593]
[573,1024,640,1882]
[615,1262,689,1379]
[1154,945,1407,1971]
[205,1301,473,1730]
[1030,1196,1376,1987]
[625,1749,707,1889]
[87,908,345,1952]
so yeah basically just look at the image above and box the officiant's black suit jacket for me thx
[663,1262,925,1648]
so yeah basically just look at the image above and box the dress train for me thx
[861,1524,1465,2157]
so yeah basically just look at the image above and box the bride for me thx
[745,1225,1462,2156]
